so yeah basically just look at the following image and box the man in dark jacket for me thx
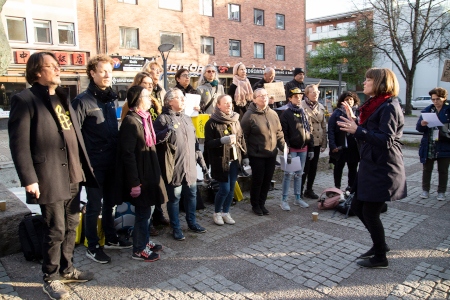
[284,68,306,101]
[72,54,131,265]
[252,67,282,108]
[9,52,96,299]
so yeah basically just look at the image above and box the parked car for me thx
[411,96,432,110]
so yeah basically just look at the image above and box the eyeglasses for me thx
[256,94,269,98]
[205,70,216,73]
[310,90,321,94]
[181,74,191,78]
[42,64,60,71]
[150,68,161,72]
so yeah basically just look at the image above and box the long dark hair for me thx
[337,91,360,108]
[25,52,59,85]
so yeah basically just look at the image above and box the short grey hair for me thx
[264,67,275,74]
[253,88,266,99]
[163,87,183,108]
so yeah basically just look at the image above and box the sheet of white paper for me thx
[284,142,288,162]
[422,113,444,127]
[280,156,302,172]
[184,94,201,117]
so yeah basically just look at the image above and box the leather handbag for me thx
[318,187,342,210]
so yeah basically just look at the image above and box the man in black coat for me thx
[72,54,132,265]
[284,68,306,101]
[8,52,97,299]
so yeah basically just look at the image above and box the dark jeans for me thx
[422,157,450,193]
[249,155,276,208]
[215,160,239,213]
[302,145,321,192]
[166,181,197,230]
[133,205,154,253]
[334,154,358,189]
[40,183,80,281]
[85,168,117,250]
[351,197,387,258]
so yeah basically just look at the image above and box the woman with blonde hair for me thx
[338,68,406,268]
[227,63,253,119]
[142,61,166,107]
[197,64,225,114]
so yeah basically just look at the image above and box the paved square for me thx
[388,262,450,300]
[320,208,428,240]
[436,235,450,254]
[399,184,447,209]
[234,227,367,295]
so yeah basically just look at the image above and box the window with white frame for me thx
[254,9,264,26]
[254,43,264,59]
[228,4,240,21]
[276,45,285,61]
[58,22,75,45]
[201,36,214,54]
[6,17,27,42]
[160,32,183,52]
[199,0,213,16]
[306,44,312,52]
[276,13,285,29]
[159,0,181,11]
[34,20,51,43]
[306,28,312,36]
[120,27,139,49]
[118,0,137,3]
[229,39,241,57]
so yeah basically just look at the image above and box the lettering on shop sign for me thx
[167,64,205,74]
[72,53,86,65]
[55,52,68,65]
[15,51,30,64]
[442,60,450,82]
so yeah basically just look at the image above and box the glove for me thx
[130,186,141,198]
[287,154,292,164]
[308,152,314,160]
[242,158,250,167]
[221,134,236,144]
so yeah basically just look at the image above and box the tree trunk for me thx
[0,0,12,75]
[404,74,414,115]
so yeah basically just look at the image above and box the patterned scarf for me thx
[135,109,156,147]
[210,106,240,125]
[232,75,253,107]
[304,97,318,111]
[287,102,311,133]
[359,94,391,125]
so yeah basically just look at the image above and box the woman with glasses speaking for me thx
[197,64,225,114]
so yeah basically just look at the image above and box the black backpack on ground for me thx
[18,213,45,261]
[334,193,388,218]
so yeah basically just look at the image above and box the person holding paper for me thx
[204,95,247,225]
[279,88,314,211]
[175,68,198,95]
[416,87,450,201]
[241,88,285,216]
[337,68,406,269]
[197,65,225,114]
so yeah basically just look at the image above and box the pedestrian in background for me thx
[228,63,253,120]
[284,68,306,101]
[142,61,166,108]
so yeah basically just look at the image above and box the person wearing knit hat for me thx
[284,67,306,101]
[227,63,253,120]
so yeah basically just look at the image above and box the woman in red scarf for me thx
[337,68,407,269]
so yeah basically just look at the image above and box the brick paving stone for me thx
[436,235,450,254]
[399,182,447,209]
[0,260,17,298]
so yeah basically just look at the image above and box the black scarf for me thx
[287,102,311,133]
[88,81,117,103]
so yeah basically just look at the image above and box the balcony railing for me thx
[308,28,349,42]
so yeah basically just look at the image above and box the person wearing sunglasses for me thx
[175,68,197,95]
[197,65,225,114]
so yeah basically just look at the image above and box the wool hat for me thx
[288,87,304,98]
[233,62,244,75]
[294,67,305,76]
[127,85,145,108]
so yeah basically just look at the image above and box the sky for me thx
[306,0,367,19]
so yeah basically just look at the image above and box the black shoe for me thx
[104,237,133,249]
[252,206,263,216]
[188,224,207,233]
[260,206,270,215]
[153,217,170,227]
[86,245,111,264]
[357,257,388,268]
[304,190,319,199]
[358,244,391,259]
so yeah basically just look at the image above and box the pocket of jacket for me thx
[31,154,46,164]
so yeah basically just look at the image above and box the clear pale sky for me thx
[306,0,366,19]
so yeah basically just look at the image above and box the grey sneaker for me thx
[43,280,69,300]
[437,193,446,201]
[280,201,291,211]
[60,268,94,283]
[420,191,429,199]
[293,198,309,208]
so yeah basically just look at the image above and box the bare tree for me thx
[364,0,450,114]
[0,0,12,75]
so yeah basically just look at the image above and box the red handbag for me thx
[318,187,342,210]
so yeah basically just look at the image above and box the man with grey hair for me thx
[252,67,276,90]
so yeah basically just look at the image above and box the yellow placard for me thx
[191,114,210,139]
[234,181,244,201]
[264,81,286,102]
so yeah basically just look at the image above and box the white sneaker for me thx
[437,193,446,201]
[420,191,429,199]
[280,201,290,211]
[213,212,224,225]
[221,212,235,224]
[293,198,309,208]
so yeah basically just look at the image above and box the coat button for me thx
[62,163,67,167]
[60,147,65,151]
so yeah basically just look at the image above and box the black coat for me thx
[328,108,360,163]
[204,117,247,182]
[353,98,406,202]
[8,83,96,204]
[280,108,314,150]
[117,112,167,207]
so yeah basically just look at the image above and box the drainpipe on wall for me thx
[103,0,107,54]
[94,0,100,54]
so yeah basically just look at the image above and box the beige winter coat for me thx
[301,100,327,148]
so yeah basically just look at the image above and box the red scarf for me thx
[359,94,391,125]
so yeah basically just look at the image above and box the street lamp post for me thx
[337,64,343,97]
[158,43,174,90]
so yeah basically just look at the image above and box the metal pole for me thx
[338,64,342,96]
[162,55,168,91]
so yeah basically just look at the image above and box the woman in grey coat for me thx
[197,64,225,114]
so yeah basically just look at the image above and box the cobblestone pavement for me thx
[1,115,450,299]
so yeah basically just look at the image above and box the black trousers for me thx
[333,153,358,189]
[40,183,80,281]
[351,196,387,258]
[301,145,321,192]
[249,155,276,208]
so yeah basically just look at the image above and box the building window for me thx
[159,0,182,11]
[276,14,285,29]
[276,45,285,61]
[160,32,183,52]
[58,22,75,45]
[120,27,139,49]
[6,17,27,42]
[34,20,52,44]
[306,44,313,52]
[229,40,241,57]
[254,43,264,59]
[199,0,213,16]
[118,0,137,3]
[306,28,312,36]
[254,9,264,26]
[201,36,214,54]
[228,4,240,21]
